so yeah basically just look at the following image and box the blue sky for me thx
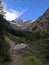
[4,0,49,21]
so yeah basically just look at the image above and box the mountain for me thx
[27,8,49,32]
[1,8,49,32]
[8,19,33,30]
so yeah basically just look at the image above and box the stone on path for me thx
[13,43,28,53]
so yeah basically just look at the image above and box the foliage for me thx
[0,15,10,64]
[7,30,49,65]
[22,51,46,65]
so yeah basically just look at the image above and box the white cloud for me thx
[4,4,28,21]
[4,10,20,21]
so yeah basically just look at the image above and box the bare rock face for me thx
[9,20,33,30]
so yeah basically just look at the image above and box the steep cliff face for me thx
[8,20,33,30]
[27,8,49,32]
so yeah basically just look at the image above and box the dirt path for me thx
[5,37,23,65]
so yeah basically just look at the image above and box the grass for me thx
[5,32,49,65]
[6,32,26,44]
[22,51,46,65]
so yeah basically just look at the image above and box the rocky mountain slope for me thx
[27,8,49,32]
[8,19,33,30]
[1,8,49,32]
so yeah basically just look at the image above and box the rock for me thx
[13,43,28,54]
